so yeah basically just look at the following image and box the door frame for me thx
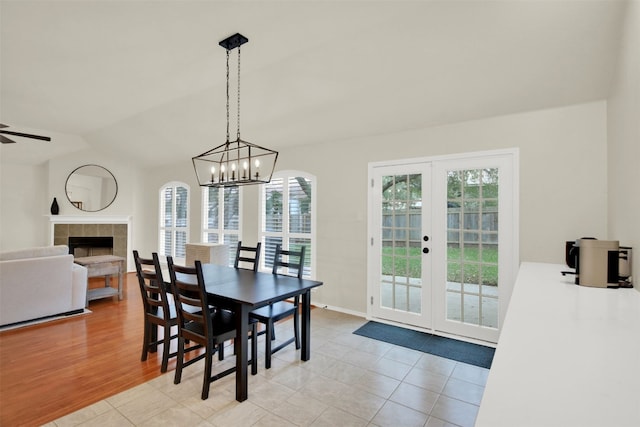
[367,148,519,344]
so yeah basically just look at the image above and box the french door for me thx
[370,162,433,328]
[369,150,518,343]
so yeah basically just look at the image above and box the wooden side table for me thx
[74,255,125,306]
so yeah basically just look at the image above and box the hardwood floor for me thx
[0,273,177,426]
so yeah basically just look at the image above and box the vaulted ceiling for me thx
[0,0,628,166]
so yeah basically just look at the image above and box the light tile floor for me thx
[47,309,488,427]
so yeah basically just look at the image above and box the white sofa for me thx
[0,245,88,326]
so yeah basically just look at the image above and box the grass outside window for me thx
[381,246,498,285]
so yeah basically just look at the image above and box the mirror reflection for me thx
[65,164,118,212]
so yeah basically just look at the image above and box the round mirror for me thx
[65,164,118,212]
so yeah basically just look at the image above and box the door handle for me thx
[422,247,429,254]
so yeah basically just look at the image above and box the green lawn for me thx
[382,246,498,285]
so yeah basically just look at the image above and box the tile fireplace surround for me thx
[49,215,131,271]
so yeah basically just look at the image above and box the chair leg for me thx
[293,309,301,350]
[201,347,213,400]
[251,323,258,375]
[174,338,185,385]
[265,320,273,369]
[141,320,150,361]
[161,325,171,373]
[218,343,224,361]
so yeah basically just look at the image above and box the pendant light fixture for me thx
[192,33,278,187]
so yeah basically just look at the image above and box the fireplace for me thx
[68,236,114,257]
[51,217,130,271]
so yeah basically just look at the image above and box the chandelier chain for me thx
[226,49,230,143]
[237,44,241,140]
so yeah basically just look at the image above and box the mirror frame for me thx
[65,164,118,212]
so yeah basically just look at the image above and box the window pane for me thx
[175,231,187,258]
[160,183,189,259]
[163,187,173,227]
[176,186,188,227]
[261,172,314,277]
[161,230,172,256]
[265,179,283,232]
[263,237,283,270]
[289,176,312,234]
[206,187,219,229]
[223,233,239,267]
[223,187,239,230]
[290,237,311,277]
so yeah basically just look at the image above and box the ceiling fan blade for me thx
[0,134,16,144]
[0,129,51,141]
[0,123,8,129]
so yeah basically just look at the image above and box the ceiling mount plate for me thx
[219,33,248,50]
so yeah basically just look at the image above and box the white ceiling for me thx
[0,0,628,166]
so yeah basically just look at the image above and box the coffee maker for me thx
[563,238,633,288]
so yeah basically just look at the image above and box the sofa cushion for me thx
[0,245,69,261]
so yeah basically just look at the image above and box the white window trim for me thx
[259,170,317,278]
[159,181,190,263]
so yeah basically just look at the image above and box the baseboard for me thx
[0,308,91,332]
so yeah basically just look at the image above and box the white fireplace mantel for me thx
[47,215,131,224]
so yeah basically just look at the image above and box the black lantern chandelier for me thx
[192,33,278,188]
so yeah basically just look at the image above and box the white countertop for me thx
[476,262,640,427]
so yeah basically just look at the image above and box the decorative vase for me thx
[50,197,59,215]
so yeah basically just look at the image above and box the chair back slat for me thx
[234,241,262,272]
[271,244,306,279]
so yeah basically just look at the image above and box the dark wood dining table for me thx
[190,264,323,402]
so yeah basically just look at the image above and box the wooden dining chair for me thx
[249,244,306,369]
[234,241,262,272]
[133,250,185,373]
[167,256,258,400]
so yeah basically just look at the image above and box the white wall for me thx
[0,163,48,250]
[608,0,640,293]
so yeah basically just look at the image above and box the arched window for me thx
[259,171,316,278]
[159,181,189,262]
[202,186,241,266]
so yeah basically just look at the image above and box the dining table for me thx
[180,263,323,402]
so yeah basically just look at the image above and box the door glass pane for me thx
[446,168,498,328]
[380,174,422,314]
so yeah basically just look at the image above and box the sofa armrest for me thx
[71,264,88,309]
